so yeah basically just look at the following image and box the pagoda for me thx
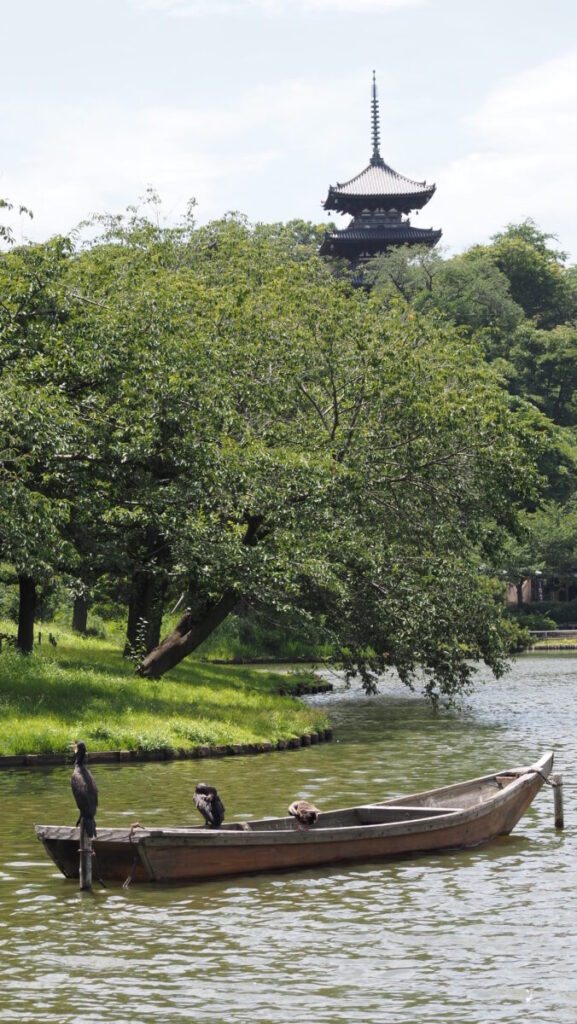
[319,72,442,261]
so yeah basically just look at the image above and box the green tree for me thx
[367,243,525,361]
[0,207,552,702]
[420,251,524,347]
[488,220,572,328]
[0,237,77,649]
[117,218,544,698]
[504,323,577,427]
[364,244,444,303]
[0,198,33,247]
[503,498,577,604]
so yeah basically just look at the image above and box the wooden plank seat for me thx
[355,805,459,825]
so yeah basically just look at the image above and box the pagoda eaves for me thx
[321,221,442,259]
[324,159,436,217]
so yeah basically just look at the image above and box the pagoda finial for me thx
[370,70,383,166]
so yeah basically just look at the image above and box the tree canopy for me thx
[1,203,574,697]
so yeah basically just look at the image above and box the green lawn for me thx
[0,628,329,756]
[531,637,577,648]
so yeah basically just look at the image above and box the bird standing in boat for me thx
[288,800,320,830]
[193,782,225,829]
[70,740,98,838]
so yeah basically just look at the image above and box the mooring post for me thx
[79,822,93,891]
[552,773,564,830]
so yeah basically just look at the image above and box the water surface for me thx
[0,655,574,1023]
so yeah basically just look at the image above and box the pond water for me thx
[0,655,575,1023]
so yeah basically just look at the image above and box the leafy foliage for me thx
[2,202,574,699]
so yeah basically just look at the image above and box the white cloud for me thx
[0,74,363,242]
[468,50,577,149]
[433,50,577,258]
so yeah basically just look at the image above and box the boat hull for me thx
[35,751,553,885]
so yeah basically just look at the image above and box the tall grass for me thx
[0,625,328,756]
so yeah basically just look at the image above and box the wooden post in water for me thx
[79,822,93,891]
[552,774,564,830]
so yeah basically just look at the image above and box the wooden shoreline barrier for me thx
[0,727,335,771]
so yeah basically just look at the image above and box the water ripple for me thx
[1,656,576,1022]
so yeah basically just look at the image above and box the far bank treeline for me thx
[1,198,576,700]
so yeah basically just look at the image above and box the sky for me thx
[1,0,577,261]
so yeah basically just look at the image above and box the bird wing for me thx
[71,766,98,818]
[194,791,217,824]
[193,791,209,817]
[213,794,225,826]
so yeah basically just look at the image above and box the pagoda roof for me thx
[325,158,435,208]
[322,71,437,216]
[319,222,442,256]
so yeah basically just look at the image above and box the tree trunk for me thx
[137,591,239,678]
[17,575,37,654]
[137,515,263,679]
[124,571,167,657]
[72,595,89,634]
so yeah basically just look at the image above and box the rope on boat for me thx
[123,822,146,889]
[497,768,559,787]
[92,849,107,889]
[535,769,560,788]
[498,766,564,828]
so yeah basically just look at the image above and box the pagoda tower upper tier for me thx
[319,72,442,260]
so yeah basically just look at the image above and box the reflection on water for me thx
[0,656,576,1023]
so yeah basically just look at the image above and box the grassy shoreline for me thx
[0,628,330,758]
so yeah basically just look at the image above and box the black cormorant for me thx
[193,782,225,829]
[288,800,320,830]
[70,740,98,838]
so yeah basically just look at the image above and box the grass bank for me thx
[531,638,577,650]
[0,627,330,757]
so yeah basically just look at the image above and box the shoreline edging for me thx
[0,727,334,770]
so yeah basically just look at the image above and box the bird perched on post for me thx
[288,800,320,830]
[70,740,98,838]
[193,783,225,829]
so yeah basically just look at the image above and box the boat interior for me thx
[218,776,512,832]
[217,804,460,832]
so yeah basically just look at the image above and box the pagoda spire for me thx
[319,70,442,262]
[370,70,384,167]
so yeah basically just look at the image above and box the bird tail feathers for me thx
[81,816,97,839]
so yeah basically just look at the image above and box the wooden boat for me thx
[35,751,553,886]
